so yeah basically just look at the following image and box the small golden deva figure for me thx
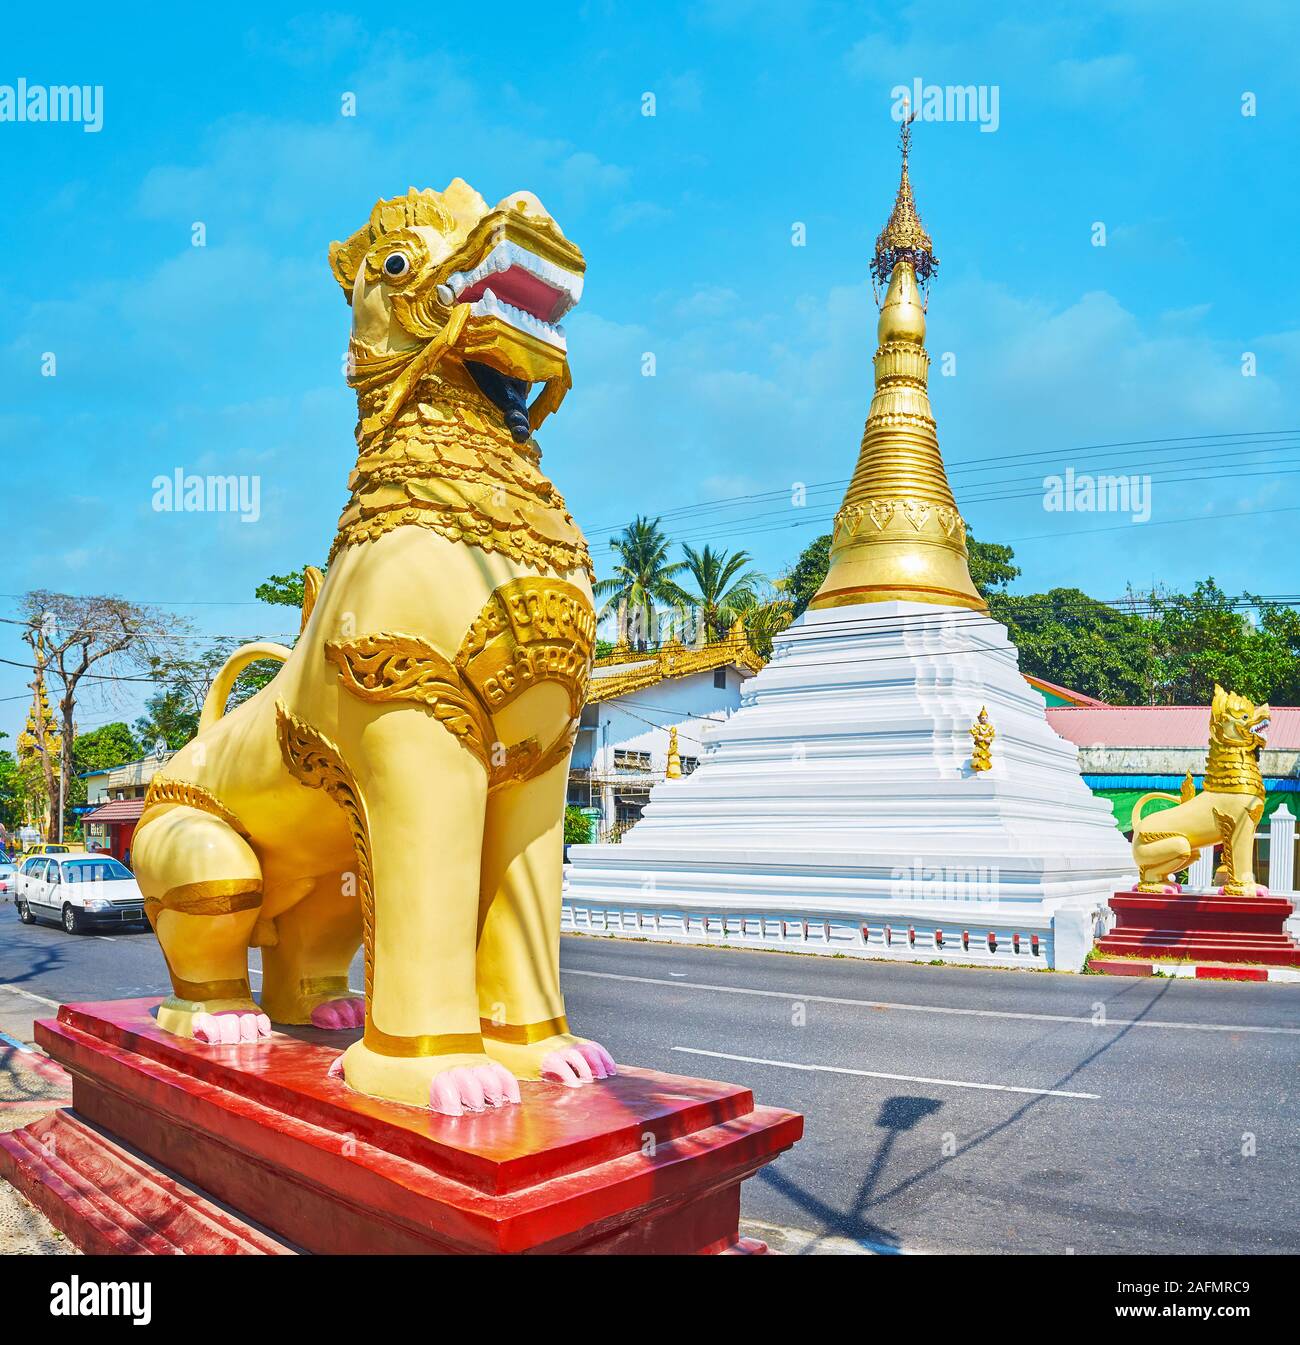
[969,706,994,772]
[666,725,683,779]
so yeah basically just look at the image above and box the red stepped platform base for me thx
[0,999,802,1255]
[1096,890,1300,968]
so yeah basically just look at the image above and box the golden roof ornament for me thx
[871,111,937,291]
[809,113,984,614]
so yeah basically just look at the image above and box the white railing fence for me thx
[1187,802,1296,894]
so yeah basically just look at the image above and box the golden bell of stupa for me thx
[809,117,985,613]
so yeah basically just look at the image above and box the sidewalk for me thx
[0,983,78,1254]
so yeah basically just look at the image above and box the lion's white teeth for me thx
[435,283,454,306]
[468,288,568,352]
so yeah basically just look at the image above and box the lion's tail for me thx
[198,642,293,734]
[1131,791,1182,833]
[198,567,323,734]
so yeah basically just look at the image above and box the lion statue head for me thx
[329,181,584,444]
[1210,684,1271,755]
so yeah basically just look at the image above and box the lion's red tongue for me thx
[457,265,566,322]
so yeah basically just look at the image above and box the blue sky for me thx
[2,1,1298,742]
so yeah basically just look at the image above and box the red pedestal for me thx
[0,1000,801,1255]
[1097,890,1300,966]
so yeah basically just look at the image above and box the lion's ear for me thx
[329,238,365,302]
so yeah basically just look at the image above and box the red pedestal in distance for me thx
[0,999,801,1255]
[1097,890,1300,967]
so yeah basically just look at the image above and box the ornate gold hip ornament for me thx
[326,577,594,793]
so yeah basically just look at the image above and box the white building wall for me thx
[587,667,747,774]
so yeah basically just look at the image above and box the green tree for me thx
[69,722,142,811]
[735,583,794,660]
[593,516,689,646]
[136,640,283,750]
[0,739,21,832]
[256,567,323,609]
[966,531,1021,600]
[678,544,764,643]
[73,722,140,775]
[785,533,832,619]
[20,591,175,839]
[1144,579,1299,705]
[988,588,1156,705]
[564,805,593,846]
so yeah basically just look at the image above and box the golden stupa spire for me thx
[810,113,984,613]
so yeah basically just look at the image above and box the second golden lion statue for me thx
[132,180,615,1115]
[1130,685,1270,896]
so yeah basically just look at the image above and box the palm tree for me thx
[593,516,689,648]
[733,581,795,660]
[678,544,765,643]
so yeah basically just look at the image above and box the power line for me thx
[577,429,1300,541]
[586,454,1300,554]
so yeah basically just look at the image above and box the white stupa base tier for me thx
[565,602,1136,971]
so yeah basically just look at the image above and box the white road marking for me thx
[565,967,1299,1035]
[673,1046,1100,1099]
[742,1218,924,1256]
[0,983,60,1009]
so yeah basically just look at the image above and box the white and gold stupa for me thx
[564,121,1133,969]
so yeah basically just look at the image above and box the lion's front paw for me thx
[157,995,271,1044]
[339,1040,522,1113]
[193,1009,272,1044]
[485,1033,617,1085]
[310,997,365,1030]
[541,1040,617,1087]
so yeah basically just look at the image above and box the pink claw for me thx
[565,1047,595,1082]
[327,1055,345,1080]
[475,1064,509,1107]
[576,1041,617,1078]
[491,1063,522,1105]
[541,1048,589,1086]
[542,1041,616,1085]
[430,1074,464,1117]
[454,1067,488,1113]
[310,997,365,1030]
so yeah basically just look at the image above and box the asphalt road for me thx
[2,906,1297,1255]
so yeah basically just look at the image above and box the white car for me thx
[14,854,147,933]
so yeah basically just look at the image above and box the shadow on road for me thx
[760,976,1177,1251]
[0,927,67,988]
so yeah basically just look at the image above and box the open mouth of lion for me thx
[442,240,582,354]
[441,230,584,440]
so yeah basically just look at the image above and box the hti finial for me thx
[871,103,937,290]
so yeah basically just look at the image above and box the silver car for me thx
[14,854,147,933]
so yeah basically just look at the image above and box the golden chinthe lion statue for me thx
[1130,685,1271,895]
[132,180,615,1114]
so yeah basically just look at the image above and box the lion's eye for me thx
[383,253,410,278]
